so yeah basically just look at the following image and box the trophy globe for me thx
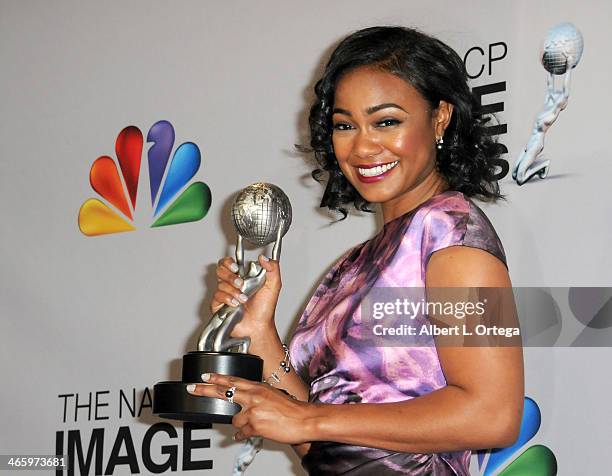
[232,183,292,247]
[541,22,584,75]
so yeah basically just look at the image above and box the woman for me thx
[187,26,524,475]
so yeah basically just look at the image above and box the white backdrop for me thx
[1,1,611,474]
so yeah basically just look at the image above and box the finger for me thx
[201,372,258,391]
[210,296,228,314]
[218,256,240,274]
[216,263,244,290]
[233,424,256,441]
[232,410,250,428]
[185,383,225,398]
[211,288,248,312]
[258,255,282,288]
[211,291,239,311]
[218,282,248,304]
[258,254,272,271]
[185,383,249,406]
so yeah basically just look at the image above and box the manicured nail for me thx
[230,263,239,272]
[238,293,248,303]
[201,373,211,382]
[260,255,269,262]
[231,298,239,306]
[234,278,243,286]
[186,384,196,393]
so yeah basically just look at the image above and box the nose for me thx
[352,128,383,160]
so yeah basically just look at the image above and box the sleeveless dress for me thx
[288,191,507,476]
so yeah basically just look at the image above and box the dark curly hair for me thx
[307,26,505,219]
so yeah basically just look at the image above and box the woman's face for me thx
[331,66,451,211]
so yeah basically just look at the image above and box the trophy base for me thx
[153,351,263,424]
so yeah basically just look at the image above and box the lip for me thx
[356,162,394,169]
[354,160,399,183]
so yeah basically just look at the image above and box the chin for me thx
[354,189,394,205]
[352,181,407,204]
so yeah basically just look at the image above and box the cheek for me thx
[332,135,358,178]
[331,133,351,161]
[389,128,430,157]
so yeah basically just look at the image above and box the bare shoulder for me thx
[426,245,511,288]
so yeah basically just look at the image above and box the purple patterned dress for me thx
[289,191,506,475]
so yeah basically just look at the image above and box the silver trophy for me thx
[512,22,584,185]
[153,183,292,423]
[198,183,292,353]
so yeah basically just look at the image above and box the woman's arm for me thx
[210,255,312,456]
[246,325,311,457]
[194,247,523,454]
[299,246,524,452]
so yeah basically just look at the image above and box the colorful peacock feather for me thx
[78,121,211,236]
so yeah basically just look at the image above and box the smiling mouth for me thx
[357,161,399,177]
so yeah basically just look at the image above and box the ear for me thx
[433,100,454,138]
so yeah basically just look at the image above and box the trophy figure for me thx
[512,22,584,185]
[153,183,292,423]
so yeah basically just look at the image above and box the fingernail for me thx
[261,255,269,262]
[234,278,243,286]
[201,373,211,382]
[238,293,248,302]
[186,384,196,393]
[230,263,239,272]
[231,298,239,306]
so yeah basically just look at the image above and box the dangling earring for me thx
[436,137,444,150]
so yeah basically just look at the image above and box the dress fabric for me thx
[289,191,507,476]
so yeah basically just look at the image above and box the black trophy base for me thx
[153,351,263,424]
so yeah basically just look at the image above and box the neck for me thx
[381,171,448,224]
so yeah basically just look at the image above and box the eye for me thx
[376,118,401,127]
[333,122,354,131]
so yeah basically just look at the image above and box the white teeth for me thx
[358,161,399,177]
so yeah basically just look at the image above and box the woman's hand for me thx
[186,373,315,445]
[211,255,282,340]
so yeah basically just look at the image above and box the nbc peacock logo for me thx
[78,120,212,236]
[475,397,557,475]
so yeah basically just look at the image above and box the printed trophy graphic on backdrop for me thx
[153,183,292,422]
[512,23,584,185]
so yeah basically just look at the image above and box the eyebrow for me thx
[332,103,407,116]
